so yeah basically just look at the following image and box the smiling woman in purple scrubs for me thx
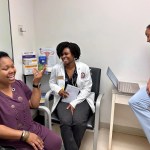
[0,51,62,150]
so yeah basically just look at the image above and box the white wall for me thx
[34,0,150,125]
[9,0,35,80]
[0,0,12,57]
[9,0,150,127]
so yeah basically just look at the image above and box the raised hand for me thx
[32,66,46,84]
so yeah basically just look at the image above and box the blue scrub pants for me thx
[129,87,150,143]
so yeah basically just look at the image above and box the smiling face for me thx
[60,47,75,66]
[145,28,150,43]
[0,57,16,85]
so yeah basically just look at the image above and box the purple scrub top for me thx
[0,80,61,150]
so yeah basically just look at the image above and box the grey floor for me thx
[52,125,150,150]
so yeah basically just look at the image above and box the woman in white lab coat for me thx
[49,41,95,150]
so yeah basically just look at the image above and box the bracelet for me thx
[24,131,30,141]
[20,130,25,141]
[33,83,41,88]
[20,130,30,142]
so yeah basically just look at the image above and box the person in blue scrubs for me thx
[129,24,150,143]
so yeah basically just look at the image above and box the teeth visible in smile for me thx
[8,75,15,80]
[63,58,68,61]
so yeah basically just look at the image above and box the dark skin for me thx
[58,47,76,114]
[0,57,46,150]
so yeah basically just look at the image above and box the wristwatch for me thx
[33,83,41,88]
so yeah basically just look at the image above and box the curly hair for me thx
[0,51,10,59]
[56,41,81,60]
[146,25,150,29]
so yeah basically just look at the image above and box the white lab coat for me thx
[49,61,95,113]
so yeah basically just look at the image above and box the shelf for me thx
[23,72,50,83]
[115,94,131,105]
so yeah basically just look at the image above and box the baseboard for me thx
[37,112,145,137]
[100,122,145,137]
